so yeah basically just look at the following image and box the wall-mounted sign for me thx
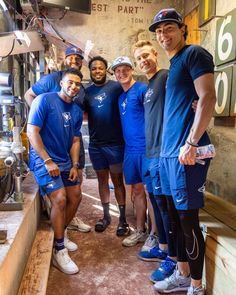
[214,67,232,116]
[230,66,236,116]
[215,8,236,66]
[199,0,216,27]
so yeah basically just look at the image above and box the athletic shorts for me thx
[88,144,124,172]
[159,157,211,210]
[123,153,145,185]
[33,164,80,195]
[143,157,163,195]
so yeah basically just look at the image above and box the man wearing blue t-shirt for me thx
[149,8,216,295]
[112,56,148,246]
[80,56,127,235]
[27,68,83,275]
[24,46,91,233]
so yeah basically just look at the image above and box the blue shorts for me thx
[33,164,80,196]
[88,144,124,171]
[159,157,211,210]
[123,153,145,185]
[143,157,163,195]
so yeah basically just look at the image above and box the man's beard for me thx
[91,75,106,85]
[64,63,82,71]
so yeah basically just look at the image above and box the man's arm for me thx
[24,87,37,107]
[68,136,80,182]
[179,73,216,165]
[27,124,60,176]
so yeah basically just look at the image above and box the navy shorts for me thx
[159,157,211,210]
[33,164,80,196]
[123,153,145,185]
[143,157,163,195]
[88,144,124,171]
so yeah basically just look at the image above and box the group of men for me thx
[26,7,216,295]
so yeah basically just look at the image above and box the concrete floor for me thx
[46,177,186,295]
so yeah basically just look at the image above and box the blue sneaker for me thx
[138,246,167,262]
[150,257,176,283]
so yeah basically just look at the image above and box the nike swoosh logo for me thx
[176,198,183,203]
[98,104,104,108]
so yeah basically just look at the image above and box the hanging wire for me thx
[0,38,16,58]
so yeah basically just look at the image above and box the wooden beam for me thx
[17,221,54,295]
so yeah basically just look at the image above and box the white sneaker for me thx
[52,248,79,274]
[154,268,191,293]
[67,217,91,233]
[122,229,148,247]
[141,233,159,251]
[187,285,206,295]
[64,229,78,252]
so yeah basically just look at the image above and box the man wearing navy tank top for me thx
[149,8,216,295]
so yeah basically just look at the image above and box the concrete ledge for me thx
[0,173,40,295]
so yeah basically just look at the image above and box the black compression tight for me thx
[148,193,167,244]
[155,195,176,257]
[167,197,205,280]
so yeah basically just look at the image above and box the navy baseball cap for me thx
[149,8,182,32]
[65,46,84,59]
[112,56,133,71]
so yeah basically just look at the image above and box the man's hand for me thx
[68,167,79,182]
[179,143,197,165]
[45,161,60,177]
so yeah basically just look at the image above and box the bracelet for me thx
[186,140,198,147]
[72,162,79,168]
[44,157,52,164]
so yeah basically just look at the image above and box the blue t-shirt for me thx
[118,81,146,153]
[28,92,83,170]
[83,80,124,147]
[144,70,168,158]
[161,45,214,157]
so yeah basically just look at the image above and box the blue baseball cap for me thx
[65,46,84,59]
[112,56,133,71]
[149,8,182,32]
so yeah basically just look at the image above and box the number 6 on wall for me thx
[215,8,236,66]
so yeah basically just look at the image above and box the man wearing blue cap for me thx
[24,46,91,235]
[25,46,84,106]
[112,56,148,246]
[149,8,216,295]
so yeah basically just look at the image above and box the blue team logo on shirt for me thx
[121,99,127,115]
[144,88,154,104]
[62,112,71,127]
[95,93,107,108]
